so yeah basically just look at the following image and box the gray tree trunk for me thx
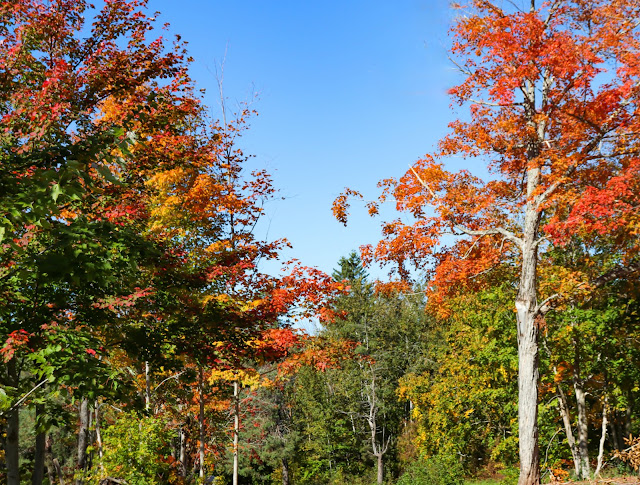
[145,361,151,412]
[75,398,90,485]
[595,393,608,477]
[233,380,239,485]
[376,453,384,485]
[515,175,541,485]
[199,368,205,480]
[572,331,590,479]
[556,384,580,477]
[282,457,291,485]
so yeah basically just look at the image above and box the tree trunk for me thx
[179,427,187,476]
[233,380,239,485]
[53,458,65,485]
[6,406,20,485]
[624,397,632,441]
[282,457,291,485]
[572,330,590,479]
[610,411,621,451]
[6,359,20,485]
[515,161,541,485]
[595,393,608,477]
[199,367,205,480]
[46,436,56,485]
[145,361,151,413]
[32,404,46,485]
[556,384,580,477]
[376,453,384,485]
[45,435,65,485]
[76,398,90,485]
[95,402,104,475]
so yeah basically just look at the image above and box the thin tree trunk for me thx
[376,453,384,485]
[6,359,20,485]
[556,384,580,477]
[610,411,620,451]
[595,393,608,477]
[282,457,291,485]
[233,379,239,485]
[145,361,151,412]
[76,398,90,485]
[46,435,56,485]
[199,367,205,480]
[32,404,46,485]
[624,398,632,440]
[6,406,20,485]
[45,435,65,485]
[95,402,104,473]
[572,329,590,479]
[179,427,187,476]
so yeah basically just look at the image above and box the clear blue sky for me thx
[150,0,461,279]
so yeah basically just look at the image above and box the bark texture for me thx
[515,177,541,485]
[76,398,90,485]
[282,457,290,485]
[572,330,590,479]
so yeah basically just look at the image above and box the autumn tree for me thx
[334,1,640,483]
[0,1,201,483]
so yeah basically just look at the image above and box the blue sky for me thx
[150,0,461,279]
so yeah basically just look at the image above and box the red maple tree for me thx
[335,1,640,483]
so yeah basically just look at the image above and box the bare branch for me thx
[470,98,523,108]
[408,165,523,249]
[454,225,523,250]
[535,293,560,316]
[592,260,640,288]
[153,371,186,392]
[0,378,49,416]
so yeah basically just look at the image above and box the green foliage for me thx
[396,454,464,485]
[399,281,519,472]
[93,412,178,485]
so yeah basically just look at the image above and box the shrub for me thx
[396,454,464,485]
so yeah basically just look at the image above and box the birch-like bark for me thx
[95,402,104,473]
[145,361,151,413]
[556,384,580,476]
[199,368,205,480]
[179,427,187,475]
[233,380,239,485]
[595,393,609,476]
[572,330,590,479]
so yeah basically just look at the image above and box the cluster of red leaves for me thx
[1,330,32,362]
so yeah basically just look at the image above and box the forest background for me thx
[1,1,640,485]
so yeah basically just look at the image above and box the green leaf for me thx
[51,183,62,202]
